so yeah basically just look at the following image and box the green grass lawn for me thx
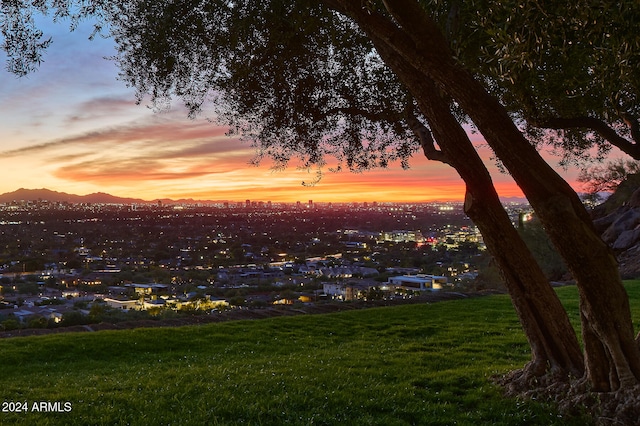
[2,282,639,425]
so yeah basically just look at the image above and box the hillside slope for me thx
[0,286,618,425]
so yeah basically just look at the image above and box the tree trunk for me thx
[533,195,640,390]
[463,189,584,377]
[371,0,640,391]
[326,0,640,391]
[373,35,584,376]
[446,45,640,393]
[416,85,585,377]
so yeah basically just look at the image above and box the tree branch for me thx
[404,108,450,165]
[324,106,402,124]
[534,116,640,160]
[622,113,640,147]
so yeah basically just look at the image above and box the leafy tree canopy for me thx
[6,1,639,173]
[578,158,640,194]
[2,1,420,176]
[429,0,640,164]
[5,1,640,170]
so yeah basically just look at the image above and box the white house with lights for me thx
[387,274,447,291]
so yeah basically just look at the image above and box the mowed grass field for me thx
[2,282,639,425]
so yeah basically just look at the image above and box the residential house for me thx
[387,275,447,291]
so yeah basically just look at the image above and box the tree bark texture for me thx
[325,0,640,391]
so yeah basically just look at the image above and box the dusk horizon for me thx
[0,18,585,205]
[0,186,534,205]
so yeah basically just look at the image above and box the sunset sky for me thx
[0,18,587,203]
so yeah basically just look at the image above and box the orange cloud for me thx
[1,97,581,204]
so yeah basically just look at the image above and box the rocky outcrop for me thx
[599,208,640,247]
[592,175,640,278]
[613,228,640,251]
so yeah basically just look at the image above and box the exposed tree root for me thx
[495,369,640,425]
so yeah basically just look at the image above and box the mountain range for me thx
[0,188,201,205]
[0,187,528,205]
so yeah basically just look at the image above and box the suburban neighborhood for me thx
[0,195,529,331]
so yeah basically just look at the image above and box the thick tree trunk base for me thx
[494,369,640,425]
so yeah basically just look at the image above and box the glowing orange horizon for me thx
[0,160,541,204]
[0,110,582,204]
[0,108,533,203]
[0,19,595,207]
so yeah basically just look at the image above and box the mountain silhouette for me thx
[0,188,149,204]
[0,187,527,205]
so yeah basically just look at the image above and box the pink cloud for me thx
[1,117,239,157]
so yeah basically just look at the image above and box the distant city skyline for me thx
[0,187,530,206]
[0,17,585,203]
